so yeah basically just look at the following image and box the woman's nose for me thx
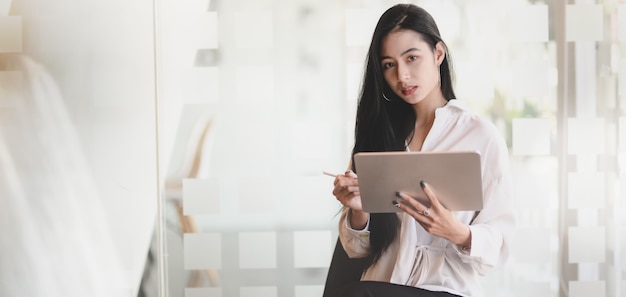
[397,64,410,82]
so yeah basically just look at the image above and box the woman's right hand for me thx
[332,170,369,229]
[332,170,363,212]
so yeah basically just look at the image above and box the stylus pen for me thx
[322,171,338,177]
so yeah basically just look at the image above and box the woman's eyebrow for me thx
[401,47,420,55]
[381,47,421,60]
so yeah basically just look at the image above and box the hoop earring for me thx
[382,93,392,102]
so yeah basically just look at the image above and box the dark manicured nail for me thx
[420,180,426,189]
[392,200,399,207]
[395,191,403,198]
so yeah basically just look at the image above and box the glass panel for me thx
[1,0,158,296]
[155,0,624,297]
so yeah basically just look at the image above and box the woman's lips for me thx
[401,86,417,96]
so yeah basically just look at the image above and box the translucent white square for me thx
[238,177,276,213]
[295,285,324,297]
[0,17,22,53]
[512,228,551,263]
[578,263,600,281]
[511,59,550,97]
[160,1,211,58]
[568,172,606,209]
[239,232,277,269]
[619,60,626,98]
[240,286,277,297]
[182,178,220,215]
[184,233,222,269]
[566,4,603,42]
[234,10,273,49]
[419,2,460,41]
[346,63,363,103]
[235,160,275,178]
[511,157,558,209]
[290,121,332,159]
[513,282,551,296]
[165,8,218,51]
[235,66,274,103]
[345,8,384,46]
[294,230,332,268]
[569,281,605,297]
[619,117,626,152]
[0,0,10,15]
[194,12,218,49]
[567,118,605,154]
[234,117,275,159]
[618,5,626,42]
[455,60,495,100]
[164,0,210,15]
[509,4,549,42]
[568,226,605,263]
[185,287,222,297]
[574,43,596,118]
[0,71,22,107]
[512,118,551,156]
[183,67,219,103]
[289,176,337,215]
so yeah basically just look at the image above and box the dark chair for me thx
[322,237,373,297]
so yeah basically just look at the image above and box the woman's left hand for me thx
[395,181,471,247]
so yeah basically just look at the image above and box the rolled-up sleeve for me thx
[338,208,372,258]
[454,136,515,276]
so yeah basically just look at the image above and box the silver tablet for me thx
[353,151,483,213]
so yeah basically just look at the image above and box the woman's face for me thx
[380,29,445,105]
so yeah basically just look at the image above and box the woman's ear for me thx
[435,41,446,66]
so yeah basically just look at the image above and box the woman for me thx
[330,4,514,297]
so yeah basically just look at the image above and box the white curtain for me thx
[0,54,122,297]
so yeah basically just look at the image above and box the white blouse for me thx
[339,99,514,297]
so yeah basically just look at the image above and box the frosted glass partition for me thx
[3,0,625,296]
[155,0,625,297]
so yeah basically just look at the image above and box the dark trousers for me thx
[326,281,461,297]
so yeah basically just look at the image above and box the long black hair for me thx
[351,4,456,265]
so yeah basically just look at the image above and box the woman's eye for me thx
[408,55,418,61]
[382,62,395,69]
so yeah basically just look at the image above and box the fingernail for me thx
[392,200,399,207]
[420,180,426,189]
[395,191,403,199]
